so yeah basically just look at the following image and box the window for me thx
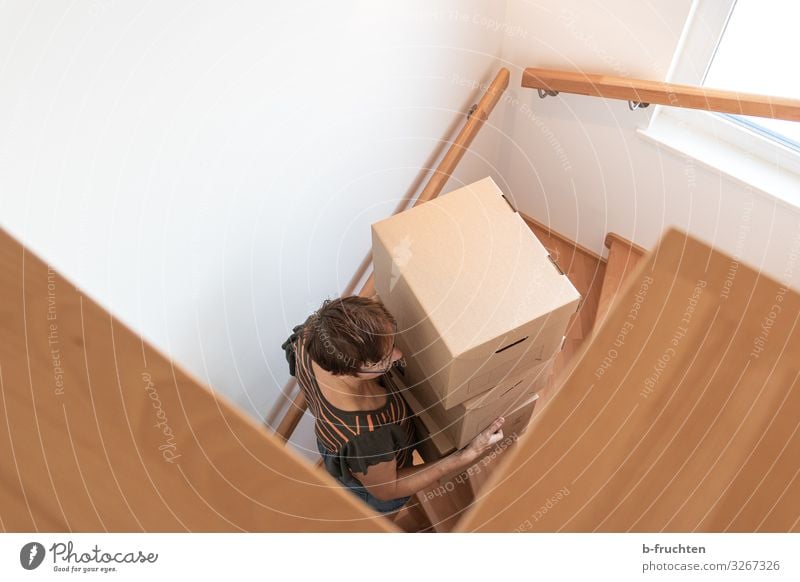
[639,0,800,208]
[703,0,800,152]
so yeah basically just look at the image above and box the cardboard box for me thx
[372,177,580,409]
[403,358,553,449]
[406,374,540,452]
[494,392,540,443]
[395,330,563,405]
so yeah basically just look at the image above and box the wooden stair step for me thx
[594,232,647,329]
[523,216,606,345]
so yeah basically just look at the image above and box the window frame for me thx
[639,0,800,209]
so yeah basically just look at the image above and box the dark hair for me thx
[304,296,396,376]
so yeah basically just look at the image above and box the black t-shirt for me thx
[282,323,417,481]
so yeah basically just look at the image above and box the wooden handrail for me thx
[522,67,800,121]
[271,67,510,443]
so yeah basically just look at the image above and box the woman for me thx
[282,295,506,515]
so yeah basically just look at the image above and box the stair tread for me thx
[595,235,647,327]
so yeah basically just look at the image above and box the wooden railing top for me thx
[522,67,800,122]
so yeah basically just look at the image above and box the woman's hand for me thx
[459,417,505,464]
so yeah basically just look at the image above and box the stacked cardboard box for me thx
[372,177,581,452]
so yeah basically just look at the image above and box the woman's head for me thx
[304,296,402,377]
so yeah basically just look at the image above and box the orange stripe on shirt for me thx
[298,343,358,437]
[297,349,356,448]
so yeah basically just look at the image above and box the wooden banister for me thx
[522,67,800,121]
[273,390,308,444]
[0,228,394,531]
[271,68,510,443]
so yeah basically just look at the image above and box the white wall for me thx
[491,0,800,288]
[488,0,692,252]
[0,1,510,459]
[6,0,797,463]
